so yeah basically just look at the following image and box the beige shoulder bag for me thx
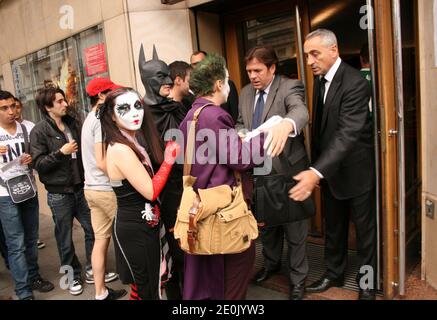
[173,104,258,255]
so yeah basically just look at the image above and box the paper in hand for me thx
[0,155,24,173]
[243,115,283,148]
[66,132,77,159]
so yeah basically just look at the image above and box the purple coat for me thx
[178,97,265,300]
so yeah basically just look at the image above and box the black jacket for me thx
[311,61,374,200]
[220,79,239,123]
[30,114,84,193]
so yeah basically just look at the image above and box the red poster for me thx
[84,44,107,77]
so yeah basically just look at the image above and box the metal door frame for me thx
[366,0,382,292]
[392,0,406,296]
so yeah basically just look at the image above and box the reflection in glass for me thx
[400,0,421,270]
[309,0,367,69]
[11,25,108,123]
[242,11,297,83]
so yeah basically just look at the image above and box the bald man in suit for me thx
[290,29,376,300]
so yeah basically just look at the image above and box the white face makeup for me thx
[114,91,144,131]
[222,69,230,101]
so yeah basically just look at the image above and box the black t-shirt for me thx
[63,124,82,187]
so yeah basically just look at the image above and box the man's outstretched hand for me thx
[261,120,294,157]
[289,170,320,201]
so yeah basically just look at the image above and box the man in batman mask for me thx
[138,44,187,300]
[139,44,188,137]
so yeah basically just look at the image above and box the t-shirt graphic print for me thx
[0,121,33,197]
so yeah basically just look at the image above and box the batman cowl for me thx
[138,44,173,106]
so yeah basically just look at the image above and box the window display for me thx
[11,25,108,123]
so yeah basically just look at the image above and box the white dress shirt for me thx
[322,57,342,103]
[310,57,342,179]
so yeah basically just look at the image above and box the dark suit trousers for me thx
[261,219,308,286]
[323,186,377,284]
[260,154,309,286]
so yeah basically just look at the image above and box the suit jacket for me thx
[236,75,309,175]
[220,79,239,122]
[311,61,374,200]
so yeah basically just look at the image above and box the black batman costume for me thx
[139,45,188,138]
[138,44,187,300]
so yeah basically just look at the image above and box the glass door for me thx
[241,12,299,83]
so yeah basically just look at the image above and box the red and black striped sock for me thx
[129,284,140,300]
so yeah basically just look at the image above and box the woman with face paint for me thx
[99,87,180,300]
[179,54,267,300]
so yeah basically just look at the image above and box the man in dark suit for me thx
[235,46,311,300]
[290,29,376,300]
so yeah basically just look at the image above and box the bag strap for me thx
[20,123,33,171]
[183,104,212,247]
[187,194,201,253]
[233,171,242,187]
[276,153,291,175]
[275,135,305,175]
[20,124,30,154]
[183,104,213,176]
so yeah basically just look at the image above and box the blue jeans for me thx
[0,218,8,268]
[0,195,40,299]
[47,189,94,278]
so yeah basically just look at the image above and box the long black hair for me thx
[99,87,164,165]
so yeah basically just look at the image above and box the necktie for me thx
[314,77,327,135]
[319,76,327,105]
[313,77,327,156]
[252,90,265,129]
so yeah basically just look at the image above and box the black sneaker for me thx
[97,287,127,300]
[20,295,35,300]
[69,278,84,296]
[31,277,55,293]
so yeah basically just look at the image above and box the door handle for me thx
[388,129,398,137]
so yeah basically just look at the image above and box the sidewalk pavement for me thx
[3,212,437,300]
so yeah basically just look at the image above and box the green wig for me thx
[189,53,227,97]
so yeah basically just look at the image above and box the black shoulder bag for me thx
[252,154,315,227]
[0,124,37,203]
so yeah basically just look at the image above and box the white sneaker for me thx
[104,272,118,283]
[85,270,118,284]
[69,279,84,296]
[37,240,46,249]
